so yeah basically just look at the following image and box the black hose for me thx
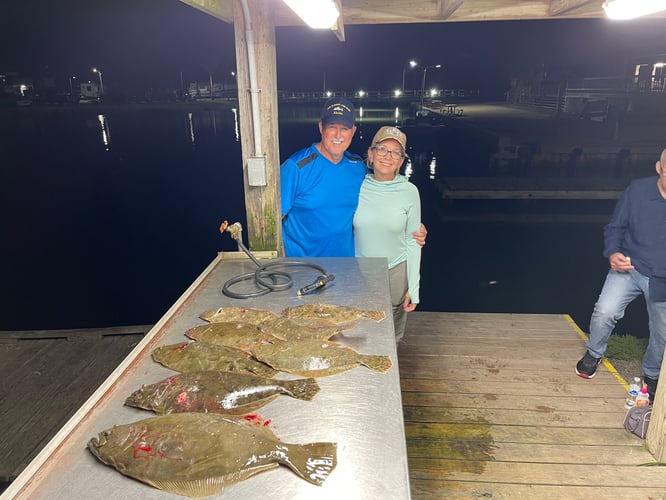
[221,232,332,299]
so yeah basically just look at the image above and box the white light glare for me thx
[603,0,666,19]
[283,0,340,29]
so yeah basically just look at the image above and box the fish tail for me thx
[280,442,337,485]
[362,310,386,322]
[281,378,320,401]
[361,354,393,373]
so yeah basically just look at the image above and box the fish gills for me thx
[88,413,337,497]
[124,370,320,415]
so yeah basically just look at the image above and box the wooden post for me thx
[232,0,283,254]
[646,358,666,458]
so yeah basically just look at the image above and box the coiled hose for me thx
[219,221,334,299]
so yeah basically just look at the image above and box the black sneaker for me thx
[576,351,601,379]
[645,376,658,403]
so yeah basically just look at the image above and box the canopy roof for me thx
[180,1,619,27]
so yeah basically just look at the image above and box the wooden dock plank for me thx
[409,481,666,499]
[0,331,146,482]
[399,312,662,499]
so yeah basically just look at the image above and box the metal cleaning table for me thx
[3,256,411,500]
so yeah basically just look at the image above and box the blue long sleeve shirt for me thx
[281,144,367,257]
[604,176,666,278]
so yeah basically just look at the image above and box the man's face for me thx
[318,122,357,163]
[657,160,666,194]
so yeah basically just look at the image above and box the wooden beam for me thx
[548,0,596,16]
[438,0,464,19]
[332,0,346,42]
[178,0,233,23]
[233,0,282,253]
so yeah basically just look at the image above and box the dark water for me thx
[0,103,648,337]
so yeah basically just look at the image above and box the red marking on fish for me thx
[134,445,153,459]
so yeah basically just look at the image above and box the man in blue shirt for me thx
[576,149,666,403]
[281,98,426,257]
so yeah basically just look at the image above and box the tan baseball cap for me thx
[371,126,407,151]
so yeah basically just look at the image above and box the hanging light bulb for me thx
[283,0,340,29]
[603,0,666,20]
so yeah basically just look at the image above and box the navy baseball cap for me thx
[320,97,356,128]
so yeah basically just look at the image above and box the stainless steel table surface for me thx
[4,256,411,500]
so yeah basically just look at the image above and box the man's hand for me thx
[412,223,427,247]
[610,252,634,272]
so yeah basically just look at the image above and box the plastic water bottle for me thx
[625,377,642,409]
[636,384,650,407]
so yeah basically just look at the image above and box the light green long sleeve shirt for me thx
[353,174,422,303]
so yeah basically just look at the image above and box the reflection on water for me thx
[404,158,413,180]
[429,156,437,180]
[97,114,111,150]
[1,103,648,338]
[187,112,195,145]
[232,108,239,141]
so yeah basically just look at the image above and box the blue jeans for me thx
[587,269,666,379]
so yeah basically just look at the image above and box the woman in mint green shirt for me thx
[353,126,422,341]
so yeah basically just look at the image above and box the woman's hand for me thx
[403,293,417,313]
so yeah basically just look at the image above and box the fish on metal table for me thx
[249,339,393,377]
[258,316,349,341]
[199,306,279,325]
[281,303,386,327]
[184,322,276,349]
[152,341,277,378]
[125,370,320,415]
[88,413,337,497]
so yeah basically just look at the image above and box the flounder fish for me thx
[152,341,277,378]
[249,340,393,377]
[125,370,320,415]
[199,306,279,325]
[88,413,337,497]
[258,316,350,341]
[184,322,275,349]
[281,303,386,326]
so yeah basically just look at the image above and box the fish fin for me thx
[360,354,393,373]
[362,310,386,322]
[280,442,337,486]
[148,465,278,497]
[281,377,321,401]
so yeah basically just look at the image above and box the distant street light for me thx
[401,60,417,93]
[92,68,104,94]
[68,76,76,95]
[420,64,441,114]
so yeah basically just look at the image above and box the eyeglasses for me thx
[373,145,405,159]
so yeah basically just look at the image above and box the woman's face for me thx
[368,138,405,181]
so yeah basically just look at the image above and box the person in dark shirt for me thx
[576,149,666,403]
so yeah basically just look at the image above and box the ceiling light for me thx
[603,0,666,19]
[283,0,340,29]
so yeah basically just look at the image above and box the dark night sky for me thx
[2,0,666,96]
